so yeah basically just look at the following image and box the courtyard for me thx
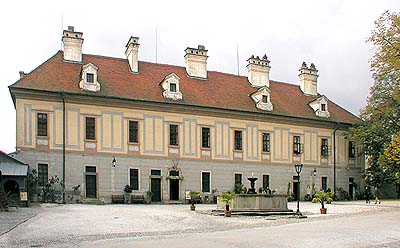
[1,201,400,247]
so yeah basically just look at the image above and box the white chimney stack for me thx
[299,62,318,96]
[184,45,208,79]
[247,54,271,87]
[62,26,84,63]
[125,36,140,73]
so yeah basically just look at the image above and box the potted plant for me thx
[220,192,236,217]
[312,191,334,214]
[189,191,201,211]
[124,185,132,204]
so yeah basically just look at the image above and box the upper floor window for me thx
[321,138,329,156]
[349,141,356,158]
[250,86,273,111]
[169,124,179,146]
[128,121,139,143]
[293,136,302,154]
[85,117,96,140]
[201,127,210,148]
[38,163,48,187]
[321,103,326,111]
[262,133,270,152]
[262,95,268,103]
[234,130,242,150]
[37,113,48,137]
[170,83,177,92]
[86,73,94,83]
[308,96,330,118]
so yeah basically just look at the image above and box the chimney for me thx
[19,71,26,79]
[184,45,208,79]
[246,54,271,87]
[62,26,84,63]
[125,36,140,73]
[299,62,318,96]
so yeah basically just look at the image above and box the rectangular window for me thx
[201,127,210,148]
[128,121,139,143]
[85,166,96,173]
[322,177,328,191]
[86,73,94,83]
[263,175,270,190]
[321,103,326,111]
[201,172,211,193]
[85,117,96,140]
[38,163,48,187]
[321,138,329,156]
[293,136,301,154]
[349,141,356,158]
[37,113,48,137]
[169,124,179,146]
[234,130,242,150]
[262,133,270,152]
[170,83,177,92]
[151,169,161,176]
[129,169,139,190]
[234,173,242,186]
[262,95,268,103]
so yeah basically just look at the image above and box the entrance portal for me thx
[170,179,179,200]
[85,175,97,198]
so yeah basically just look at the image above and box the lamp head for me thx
[112,157,116,168]
[295,164,303,174]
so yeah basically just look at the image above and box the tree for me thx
[350,11,400,188]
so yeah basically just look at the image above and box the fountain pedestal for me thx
[247,177,257,194]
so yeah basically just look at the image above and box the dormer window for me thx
[160,73,183,100]
[250,86,273,111]
[170,83,177,92]
[79,63,100,92]
[86,73,94,83]
[309,96,330,118]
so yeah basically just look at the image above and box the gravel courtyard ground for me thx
[0,201,399,247]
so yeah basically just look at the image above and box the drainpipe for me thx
[62,92,66,204]
[333,123,340,196]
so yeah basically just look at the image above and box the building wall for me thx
[15,98,364,201]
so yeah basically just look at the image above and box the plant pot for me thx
[224,210,231,217]
[190,205,196,211]
[320,208,327,214]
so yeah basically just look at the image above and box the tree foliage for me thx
[350,11,400,187]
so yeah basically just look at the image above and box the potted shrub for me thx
[189,191,201,211]
[312,191,334,214]
[124,185,132,204]
[220,192,236,217]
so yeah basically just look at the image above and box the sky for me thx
[0,0,399,153]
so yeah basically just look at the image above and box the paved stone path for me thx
[0,201,399,247]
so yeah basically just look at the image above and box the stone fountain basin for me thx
[217,194,290,212]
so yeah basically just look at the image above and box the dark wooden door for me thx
[151,178,161,202]
[85,175,97,198]
[170,179,179,200]
[293,181,299,201]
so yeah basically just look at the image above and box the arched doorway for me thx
[3,180,20,196]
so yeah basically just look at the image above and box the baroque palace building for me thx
[9,26,363,203]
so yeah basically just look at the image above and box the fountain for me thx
[216,175,292,215]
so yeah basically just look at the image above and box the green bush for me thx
[312,191,334,209]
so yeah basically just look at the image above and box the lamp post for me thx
[294,163,303,216]
[111,157,116,193]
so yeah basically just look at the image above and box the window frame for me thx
[37,113,48,137]
[201,127,211,148]
[201,171,211,193]
[170,83,177,92]
[234,173,243,186]
[321,138,329,156]
[234,130,243,151]
[349,141,356,158]
[262,95,268,103]
[85,116,96,141]
[169,124,179,146]
[262,133,270,153]
[321,176,328,191]
[293,135,302,154]
[128,120,139,143]
[262,174,270,190]
[321,103,326,111]
[129,168,139,191]
[86,73,94,83]
[37,163,49,187]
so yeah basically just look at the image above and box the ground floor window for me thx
[234,173,242,186]
[38,163,48,186]
[202,172,211,193]
[321,177,328,191]
[130,168,139,190]
[263,175,270,190]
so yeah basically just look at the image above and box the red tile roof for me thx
[10,51,359,124]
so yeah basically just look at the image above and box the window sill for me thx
[261,151,271,154]
[201,147,212,150]
[233,149,243,152]
[85,139,97,142]
[128,141,140,145]
[169,145,180,148]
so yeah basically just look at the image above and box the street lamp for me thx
[312,168,317,177]
[112,157,116,168]
[294,163,303,217]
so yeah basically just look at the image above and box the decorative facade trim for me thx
[79,63,100,92]
[309,96,330,118]
[160,73,183,100]
[250,86,273,111]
